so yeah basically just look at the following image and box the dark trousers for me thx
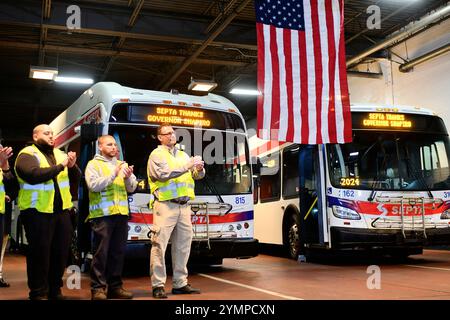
[0,214,4,249]
[90,215,128,291]
[20,209,73,299]
[0,214,4,257]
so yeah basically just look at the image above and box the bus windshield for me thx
[328,131,450,191]
[109,124,252,195]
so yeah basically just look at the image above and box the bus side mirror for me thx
[251,156,261,176]
[80,123,103,142]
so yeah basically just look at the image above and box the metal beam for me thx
[347,3,450,68]
[345,2,416,45]
[44,0,51,20]
[0,21,257,50]
[38,26,48,66]
[344,0,383,27]
[204,0,238,34]
[0,40,249,66]
[101,0,146,80]
[399,43,450,72]
[128,0,145,27]
[159,0,252,91]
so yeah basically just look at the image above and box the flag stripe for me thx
[269,25,281,139]
[338,1,352,142]
[299,27,309,143]
[263,24,273,140]
[318,0,330,144]
[311,0,323,145]
[256,22,266,140]
[284,29,294,143]
[277,27,288,141]
[325,0,337,143]
[303,0,316,144]
[291,30,302,143]
[332,0,344,143]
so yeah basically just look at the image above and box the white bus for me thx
[45,82,257,265]
[250,104,450,259]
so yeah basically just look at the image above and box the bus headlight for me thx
[332,206,361,220]
[440,210,450,219]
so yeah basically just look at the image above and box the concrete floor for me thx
[1,249,450,300]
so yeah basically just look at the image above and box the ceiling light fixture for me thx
[188,78,218,92]
[29,66,58,80]
[230,88,261,96]
[55,76,94,84]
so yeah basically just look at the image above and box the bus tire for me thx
[284,213,301,260]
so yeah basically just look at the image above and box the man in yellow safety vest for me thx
[14,124,77,300]
[85,135,137,300]
[147,123,204,299]
[0,143,14,288]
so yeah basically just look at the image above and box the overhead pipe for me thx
[347,71,383,79]
[399,43,450,72]
[346,3,450,68]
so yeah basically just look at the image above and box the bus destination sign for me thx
[362,113,412,129]
[146,106,212,127]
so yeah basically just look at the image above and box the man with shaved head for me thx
[85,135,137,300]
[14,124,77,300]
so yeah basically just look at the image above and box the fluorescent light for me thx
[29,66,58,80]
[55,76,94,84]
[230,88,261,96]
[188,79,217,92]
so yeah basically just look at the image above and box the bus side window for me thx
[282,146,300,199]
[253,177,259,204]
[259,152,281,202]
[299,147,316,195]
[67,139,82,201]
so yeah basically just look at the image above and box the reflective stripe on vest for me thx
[148,147,195,208]
[15,145,72,213]
[87,159,129,220]
[0,170,5,214]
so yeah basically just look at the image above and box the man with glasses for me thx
[147,123,204,299]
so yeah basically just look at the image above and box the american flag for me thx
[255,0,352,144]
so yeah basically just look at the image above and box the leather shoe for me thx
[49,292,66,300]
[152,286,167,299]
[0,278,10,288]
[107,287,133,299]
[91,289,107,300]
[172,284,201,294]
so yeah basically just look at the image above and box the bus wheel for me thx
[285,215,300,260]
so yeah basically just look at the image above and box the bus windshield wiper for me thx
[200,173,233,214]
[368,144,388,202]
[402,145,434,199]
[203,173,225,204]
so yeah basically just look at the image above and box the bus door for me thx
[299,145,326,246]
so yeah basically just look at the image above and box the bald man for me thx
[85,135,137,300]
[14,124,77,300]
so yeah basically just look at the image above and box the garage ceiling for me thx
[0,0,447,143]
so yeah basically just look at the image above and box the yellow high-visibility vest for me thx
[148,147,195,208]
[0,169,5,214]
[15,145,72,213]
[87,159,129,221]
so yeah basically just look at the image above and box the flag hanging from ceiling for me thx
[255,0,352,144]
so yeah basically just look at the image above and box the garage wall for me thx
[347,18,450,128]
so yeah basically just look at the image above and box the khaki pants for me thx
[150,200,193,289]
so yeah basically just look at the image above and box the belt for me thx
[168,199,188,205]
